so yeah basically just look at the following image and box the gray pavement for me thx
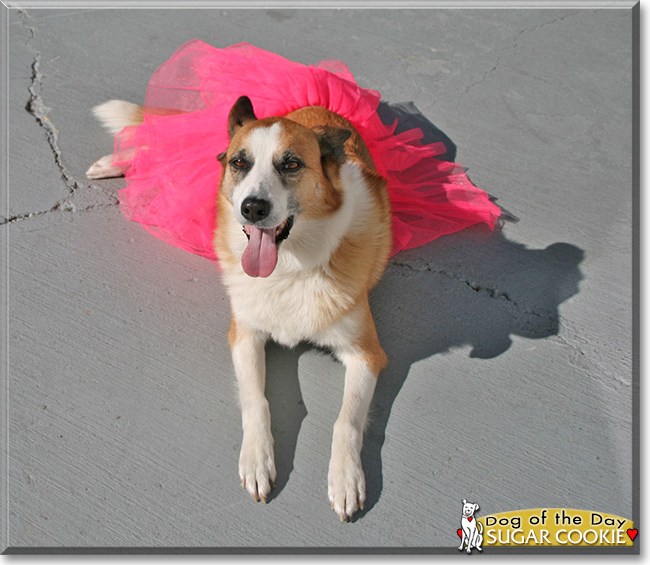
[3,3,636,551]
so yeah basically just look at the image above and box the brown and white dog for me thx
[87,96,392,521]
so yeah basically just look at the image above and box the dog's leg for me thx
[229,316,276,502]
[86,154,124,179]
[324,301,387,521]
[328,352,376,521]
[474,522,483,551]
[466,526,475,553]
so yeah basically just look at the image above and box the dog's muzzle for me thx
[239,198,294,278]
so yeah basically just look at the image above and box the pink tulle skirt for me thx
[112,40,500,262]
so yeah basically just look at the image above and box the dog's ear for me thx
[216,151,228,168]
[474,503,480,512]
[228,96,257,139]
[463,499,467,504]
[313,126,351,163]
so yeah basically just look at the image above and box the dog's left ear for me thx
[228,96,257,139]
[313,126,351,163]
[474,504,480,512]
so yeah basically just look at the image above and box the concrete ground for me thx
[2,3,636,552]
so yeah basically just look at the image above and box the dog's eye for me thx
[231,158,246,169]
[283,159,302,172]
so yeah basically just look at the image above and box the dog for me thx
[458,499,483,553]
[87,96,392,521]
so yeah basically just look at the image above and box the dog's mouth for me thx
[243,216,293,244]
[241,216,294,278]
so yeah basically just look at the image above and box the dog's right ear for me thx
[313,126,351,163]
[228,96,257,139]
[217,151,228,168]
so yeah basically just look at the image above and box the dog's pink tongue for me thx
[242,226,278,278]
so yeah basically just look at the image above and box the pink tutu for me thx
[112,40,501,262]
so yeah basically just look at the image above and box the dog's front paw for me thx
[328,451,365,522]
[239,430,276,503]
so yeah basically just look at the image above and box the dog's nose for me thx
[241,197,271,223]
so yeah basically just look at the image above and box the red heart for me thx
[627,529,638,541]
[457,529,462,538]
[468,517,473,522]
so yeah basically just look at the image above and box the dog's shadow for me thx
[262,102,585,515]
[359,230,584,519]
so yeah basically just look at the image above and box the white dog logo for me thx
[458,499,483,553]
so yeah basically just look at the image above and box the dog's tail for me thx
[478,521,483,533]
[92,100,143,135]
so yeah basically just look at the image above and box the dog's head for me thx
[462,499,480,517]
[217,96,351,278]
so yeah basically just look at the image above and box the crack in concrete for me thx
[16,8,37,40]
[1,210,50,225]
[20,7,76,192]
[26,53,81,194]
[1,198,120,226]
[549,330,631,389]
[5,7,121,227]
[463,11,585,97]
[461,54,501,98]
[428,49,502,110]
[429,10,590,108]
[389,259,555,323]
[511,11,584,50]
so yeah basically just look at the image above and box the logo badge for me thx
[458,499,484,553]
[456,506,636,549]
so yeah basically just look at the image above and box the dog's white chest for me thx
[225,268,350,347]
